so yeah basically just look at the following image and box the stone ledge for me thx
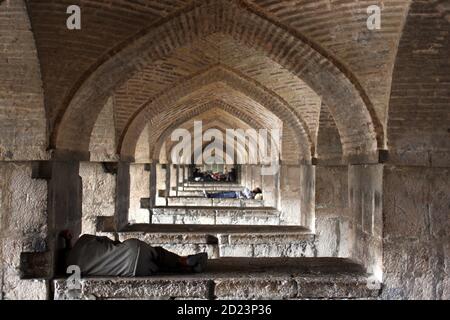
[53,258,380,300]
[164,197,265,208]
[111,224,310,234]
[97,231,221,258]
[223,233,314,245]
[113,232,219,244]
[54,278,214,300]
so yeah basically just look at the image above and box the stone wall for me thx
[382,166,449,300]
[0,163,48,299]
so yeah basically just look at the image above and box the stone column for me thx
[348,164,383,278]
[177,165,184,196]
[252,165,262,190]
[300,165,316,232]
[149,162,157,208]
[262,166,278,208]
[155,163,167,206]
[279,164,301,225]
[169,164,177,197]
[33,156,84,278]
[184,165,189,181]
[114,161,131,230]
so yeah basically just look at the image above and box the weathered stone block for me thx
[54,278,213,300]
[215,278,297,299]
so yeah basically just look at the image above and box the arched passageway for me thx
[0,0,448,300]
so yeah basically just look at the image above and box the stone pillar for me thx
[238,165,245,186]
[184,165,189,181]
[252,165,262,190]
[243,165,252,188]
[314,165,352,258]
[155,164,167,206]
[129,163,150,224]
[300,165,316,232]
[30,157,83,278]
[177,165,184,196]
[279,165,301,225]
[169,164,177,197]
[262,170,277,208]
[164,164,170,200]
[149,162,157,208]
[115,162,131,230]
[348,164,383,278]
[79,162,116,235]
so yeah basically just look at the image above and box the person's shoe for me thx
[202,189,208,198]
[186,253,208,273]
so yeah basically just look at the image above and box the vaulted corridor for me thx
[0,0,449,300]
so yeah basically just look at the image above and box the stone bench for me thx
[183,182,243,188]
[97,231,221,258]
[179,185,244,192]
[53,257,381,300]
[150,206,280,225]
[97,223,315,258]
[166,197,265,207]
[175,189,252,196]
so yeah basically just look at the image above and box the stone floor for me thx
[54,257,380,300]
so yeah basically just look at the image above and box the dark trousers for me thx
[135,243,182,276]
[207,191,239,198]
[154,246,182,272]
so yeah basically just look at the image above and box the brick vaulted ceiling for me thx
[25,0,412,161]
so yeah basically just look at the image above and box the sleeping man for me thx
[60,231,208,277]
[203,187,263,200]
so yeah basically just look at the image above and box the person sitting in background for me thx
[192,167,203,181]
[226,168,237,182]
[60,231,208,277]
[203,187,262,199]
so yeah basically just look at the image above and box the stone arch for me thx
[146,101,281,161]
[120,68,305,159]
[161,114,264,166]
[54,0,381,160]
[316,103,343,163]
[169,126,251,166]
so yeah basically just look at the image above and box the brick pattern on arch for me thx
[249,0,411,129]
[147,102,268,159]
[26,0,194,126]
[388,0,450,167]
[113,33,322,147]
[152,102,301,164]
[0,0,47,161]
[120,67,310,160]
[162,117,256,165]
[52,0,381,159]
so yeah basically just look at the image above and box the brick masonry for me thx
[0,0,47,161]
[0,0,448,300]
[388,1,450,167]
